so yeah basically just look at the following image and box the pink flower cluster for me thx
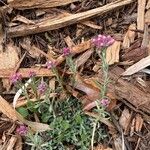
[38,81,47,94]
[92,35,115,48]
[16,124,28,136]
[29,71,36,77]
[10,73,22,84]
[63,47,70,56]
[101,99,110,107]
[46,61,56,69]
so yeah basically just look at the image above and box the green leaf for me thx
[17,107,29,118]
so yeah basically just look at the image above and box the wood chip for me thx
[6,136,17,150]
[146,0,150,9]
[0,42,19,70]
[82,21,102,30]
[8,0,80,9]
[137,0,146,37]
[8,0,135,37]
[0,96,18,121]
[145,9,150,24]
[119,108,131,133]
[135,114,143,132]
[75,50,93,68]
[122,24,136,49]
[122,55,150,76]
[0,68,53,78]
[12,15,35,25]
[106,41,121,65]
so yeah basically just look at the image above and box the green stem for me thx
[52,68,64,90]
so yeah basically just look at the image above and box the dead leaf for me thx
[122,24,136,49]
[122,55,150,76]
[106,41,121,65]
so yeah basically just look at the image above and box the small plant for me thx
[90,34,115,150]
[25,98,107,150]
[11,36,114,150]
[46,60,64,90]
[63,47,77,86]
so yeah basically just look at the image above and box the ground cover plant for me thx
[12,35,113,149]
[0,0,150,150]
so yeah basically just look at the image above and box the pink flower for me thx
[16,124,27,136]
[101,99,110,107]
[63,47,70,56]
[29,71,36,77]
[92,35,115,48]
[10,73,22,84]
[46,61,56,69]
[38,81,47,94]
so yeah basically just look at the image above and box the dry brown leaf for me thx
[135,114,143,132]
[106,41,121,65]
[122,55,150,76]
[12,15,35,25]
[119,108,131,133]
[122,24,136,49]
[137,0,146,37]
